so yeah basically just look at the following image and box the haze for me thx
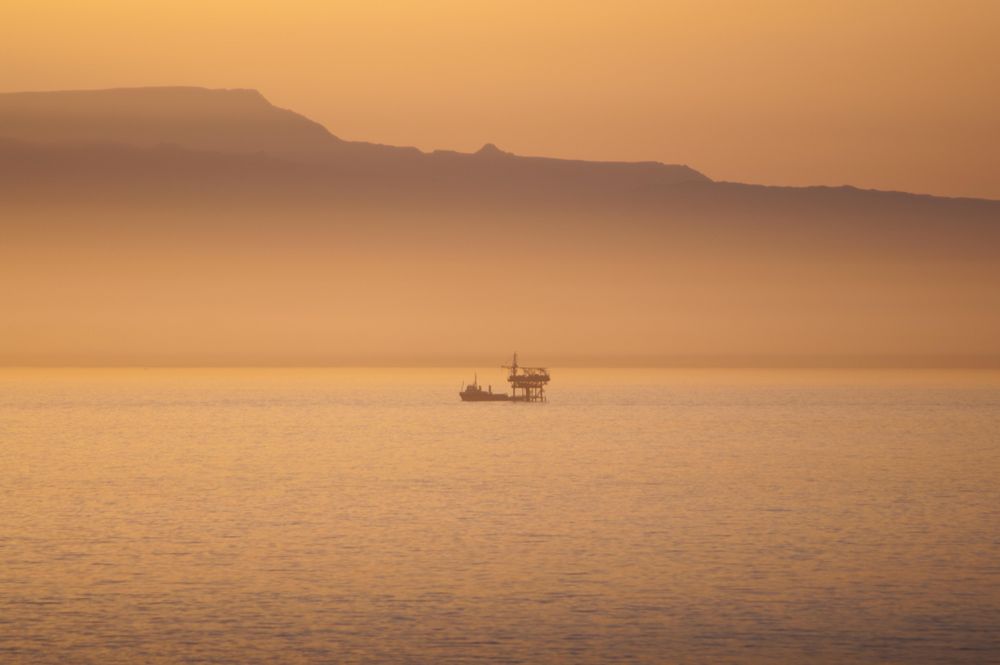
[3,0,999,199]
[2,4,999,367]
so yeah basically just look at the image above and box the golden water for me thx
[2,369,998,663]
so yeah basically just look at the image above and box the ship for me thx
[459,354,551,402]
[459,373,510,401]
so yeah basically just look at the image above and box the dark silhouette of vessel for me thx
[459,354,551,402]
[459,373,510,401]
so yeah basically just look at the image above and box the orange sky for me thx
[2,1,998,199]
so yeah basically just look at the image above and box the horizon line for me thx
[4,355,1000,370]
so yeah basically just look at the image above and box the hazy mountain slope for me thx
[0,87,346,159]
[1,87,998,366]
[2,134,996,258]
[0,87,709,184]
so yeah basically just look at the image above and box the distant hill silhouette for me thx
[0,86,708,186]
[2,86,997,253]
[1,85,997,247]
[0,87,345,159]
[1,86,998,366]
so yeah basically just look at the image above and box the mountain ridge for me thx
[0,86,710,186]
[2,87,998,365]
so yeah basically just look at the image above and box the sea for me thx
[1,368,998,664]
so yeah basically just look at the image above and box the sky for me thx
[2,0,998,199]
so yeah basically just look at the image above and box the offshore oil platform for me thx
[459,353,551,402]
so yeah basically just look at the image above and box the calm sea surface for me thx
[1,368,998,664]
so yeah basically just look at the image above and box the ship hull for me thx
[459,392,510,402]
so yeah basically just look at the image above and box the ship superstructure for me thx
[459,373,510,401]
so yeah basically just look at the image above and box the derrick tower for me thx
[502,352,550,402]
